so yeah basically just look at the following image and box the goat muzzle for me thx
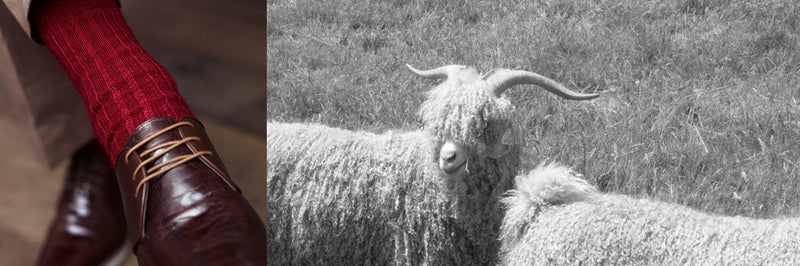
[439,140,467,176]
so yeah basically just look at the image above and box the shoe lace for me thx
[124,121,213,196]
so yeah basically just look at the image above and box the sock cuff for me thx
[31,0,121,43]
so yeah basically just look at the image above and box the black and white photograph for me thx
[268,0,800,265]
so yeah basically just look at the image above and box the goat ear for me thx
[487,131,514,159]
[487,143,510,159]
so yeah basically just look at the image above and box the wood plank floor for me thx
[122,0,267,138]
[0,0,265,264]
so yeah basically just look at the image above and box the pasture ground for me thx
[268,0,800,218]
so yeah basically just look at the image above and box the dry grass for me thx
[268,0,800,218]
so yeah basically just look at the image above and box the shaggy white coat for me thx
[500,163,800,266]
[268,66,521,265]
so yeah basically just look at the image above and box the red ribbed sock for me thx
[32,0,195,164]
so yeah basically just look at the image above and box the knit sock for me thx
[32,0,195,164]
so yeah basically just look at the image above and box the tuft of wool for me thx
[268,122,519,265]
[511,162,597,205]
[500,164,800,266]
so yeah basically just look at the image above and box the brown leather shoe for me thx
[115,116,266,266]
[36,140,129,266]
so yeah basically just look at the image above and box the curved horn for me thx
[405,64,466,80]
[484,69,599,100]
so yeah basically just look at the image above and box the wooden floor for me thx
[123,0,267,138]
[0,0,265,265]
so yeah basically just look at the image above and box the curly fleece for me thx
[267,67,525,265]
[500,163,800,266]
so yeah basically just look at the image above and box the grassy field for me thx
[267,0,800,219]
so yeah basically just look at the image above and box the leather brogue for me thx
[115,116,266,266]
[36,140,129,266]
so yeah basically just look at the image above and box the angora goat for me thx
[500,163,800,266]
[267,64,599,265]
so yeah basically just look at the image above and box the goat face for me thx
[408,64,599,178]
[418,71,517,177]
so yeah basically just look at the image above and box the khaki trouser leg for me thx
[0,4,92,168]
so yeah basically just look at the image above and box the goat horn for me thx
[405,64,466,80]
[484,69,599,100]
